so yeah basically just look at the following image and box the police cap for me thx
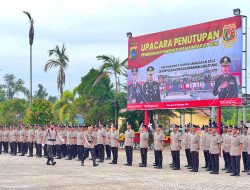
[147,66,155,74]
[220,56,231,66]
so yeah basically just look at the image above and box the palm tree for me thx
[94,55,127,125]
[44,44,69,98]
[1,73,29,99]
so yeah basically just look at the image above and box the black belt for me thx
[48,139,56,141]
[88,141,92,143]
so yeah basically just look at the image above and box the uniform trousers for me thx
[247,153,250,172]
[94,145,99,158]
[111,147,118,163]
[125,146,133,164]
[28,142,33,156]
[231,156,241,175]
[224,152,231,170]
[191,151,199,171]
[172,150,180,169]
[61,144,67,157]
[47,144,55,163]
[155,150,163,167]
[17,142,21,153]
[210,154,219,172]
[56,144,61,158]
[77,145,84,160]
[222,150,226,168]
[3,141,8,153]
[43,144,48,157]
[105,145,111,159]
[67,145,72,159]
[0,141,2,154]
[20,142,27,155]
[82,147,96,165]
[185,148,192,166]
[203,150,210,168]
[36,144,42,157]
[242,152,248,171]
[98,144,105,161]
[11,141,17,155]
[140,148,148,166]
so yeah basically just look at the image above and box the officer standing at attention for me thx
[143,66,161,103]
[224,126,232,173]
[128,67,144,104]
[209,124,221,174]
[189,125,200,172]
[139,124,149,167]
[76,126,85,161]
[154,125,165,169]
[124,123,135,166]
[11,125,18,156]
[27,124,35,157]
[182,124,191,168]
[241,125,249,173]
[36,125,43,158]
[170,125,182,170]
[43,124,57,166]
[213,56,238,99]
[230,126,242,176]
[97,122,106,163]
[93,126,99,159]
[19,124,28,156]
[81,126,98,167]
[221,126,228,170]
[105,126,111,160]
[110,125,119,164]
[55,125,62,159]
[66,126,72,160]
[201,125,210,169]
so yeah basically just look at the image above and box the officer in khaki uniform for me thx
[224,126,232,173]
[110,125,119,164]
[153,125,165,169]
[10,125,18,156]
[241,125,249,172]
[19,125,28,156]
[81,126,98,167]
[36,125,43,158]
[61,125,67,158]
[139,124,149,167]
[77,126,85,161]
[3,127,9,153]
[124,123,135,166]
[55,125,62,159]
[230,126,242,176]
[66,126,73,160]
[105,126,111,160]
[97,122,106,163]
[221,125,228,170]
[189,125,200,172]
[246,131,250,175]
[0,126,3,154]
[170,125,181,170]
[209,124,221,174]
[201,125,210,169]
[27,125,35,157]
[93,126,99,159]
[182,124,191,168]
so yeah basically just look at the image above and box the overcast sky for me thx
[0,0,249,98]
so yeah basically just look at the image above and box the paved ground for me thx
[0,149,249,190]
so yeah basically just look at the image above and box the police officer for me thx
[201,125,210,169]
[213,56,238,99]
[105,126,111,160]
[143,66,161,103]
[93,125,99,159]
[36,125,43,158]
[19,124,28,156]
[97,122,106,163]
[81,126,98,167]
[139,124,149,167]
[76,126,85,161]
[43,124,57,166]
[154,125,165,169]
[170,125,181,170]
[230,126,242,176]
[43,125,48,158]
[189,125,200,172]
[27,124,35,157]
[128,67,144,104]
[209,124,221,174]
[182,124,192,168]
[55,125,62,159]
[66,126,73,160]
[110,125,119,164]
[3,126,9,153]
[61,125,67,158]
[124,123,135,166]
[221,125,228,170]
[0,126,2,154]
[11,125,18,156]
[224,126,232,173]
[241,125,249,172]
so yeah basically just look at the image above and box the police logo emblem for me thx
[129,46,137,60]
[222,23,237,48]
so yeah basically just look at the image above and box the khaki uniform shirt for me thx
[19,129,27,142]
[55,130,63,145]
[209,133,221,154]
[35,129,38,142]
[85,131,97,148]
[61,130,67,144]
[36,130,44,144]
[105,131,111,145]
[230,135,242,156]
[246,135,250,154]
[140,131,149,148]
[223,134,231,153]
[181,132,190,149]
[201,132,210,151]
[125,129,135,147]
[241,134,248,152]
[3,131,10,142]
[154,131,165,151]
[77,131,85,146]
[43,130,48,144]
[45,129,57,145]
[190,133,200,152]
[27,129,35,142]
[66,131,72,145]
[170,132,181,151]
[110,131,119,148]
[93,131,98,146]
[72,131,77,145]
[10,130,18,142]
[97,128,106,145]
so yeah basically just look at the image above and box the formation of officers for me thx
[0,122,250,177]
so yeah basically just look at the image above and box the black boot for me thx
[46,158,52,165]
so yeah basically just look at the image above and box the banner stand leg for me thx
[144,110,149,130]
[217,107,222,134]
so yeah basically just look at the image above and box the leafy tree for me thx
[48,95,57,103]
[94,55,127,125]
[44,44,69,98]
[25,99,53,125]
[34,84,48,99]
[0,99,28,125]
[0,86,6,102]
[1,74,29,99]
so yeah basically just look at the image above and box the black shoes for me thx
[230,173,240,176]
[154,166,162,169]
[93,164,99,167]
[210,171,219,174]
